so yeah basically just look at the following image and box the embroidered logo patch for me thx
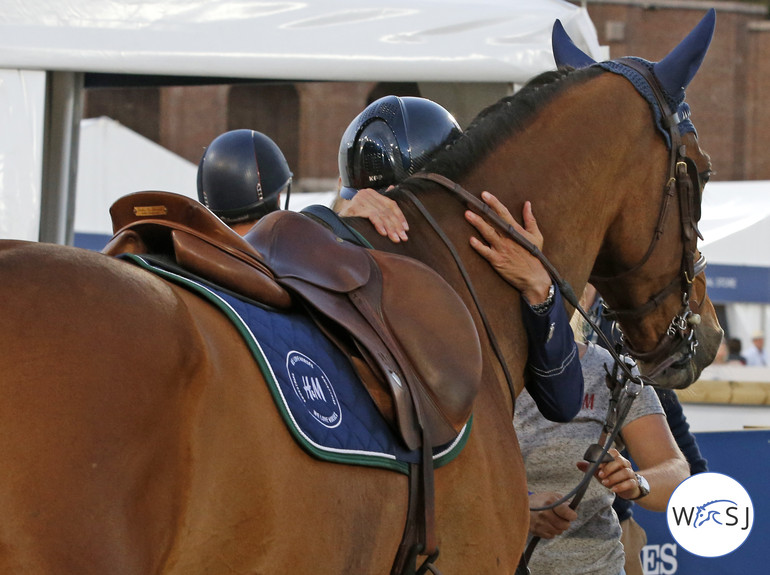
[286,351,342,429]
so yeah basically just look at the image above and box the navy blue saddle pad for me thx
[122,254,471,474]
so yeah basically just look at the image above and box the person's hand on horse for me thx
[528,491,578,539]
[337,187,410,243]
[576,447,642,500]
[465,191,552,304]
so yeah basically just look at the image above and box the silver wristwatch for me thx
[630,473,650,500]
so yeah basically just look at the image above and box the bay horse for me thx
[0,13,722,575]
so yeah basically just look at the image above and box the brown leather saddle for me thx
[103,191,482,450]
[245,209,482,449]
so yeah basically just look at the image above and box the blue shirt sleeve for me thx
[520,284,584,422]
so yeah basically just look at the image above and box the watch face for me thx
[637,474,650,496]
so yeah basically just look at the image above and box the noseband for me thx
[588,58,707,377]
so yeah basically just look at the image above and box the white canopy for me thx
[0,0,602,84]
[700,180,770,267]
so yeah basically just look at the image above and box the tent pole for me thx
[39,71,84,245]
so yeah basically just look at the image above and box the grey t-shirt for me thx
[515,343,664,575]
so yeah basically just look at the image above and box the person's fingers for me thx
[465,210,506,250]
[521,200,544,249]
[468,235,497,263]
[554,502,578,522]
[347,189,409,242]
[367,214,391,240]
[383,207,409,241]
[480,191,515,224]
[521,200,540,234]
[597,448,628,478]
[596,449,638,493]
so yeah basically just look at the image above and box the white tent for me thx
[697,179,770,360]
[698,180,770,305]
[0,0,601,83]
[0,0,603,245]
[700,179,770,266]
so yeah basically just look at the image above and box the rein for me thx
[520,356,642,572]
[402,172,646,575]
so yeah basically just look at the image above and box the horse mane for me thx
[407,65,605,188]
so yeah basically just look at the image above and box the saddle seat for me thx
[102,191,482,450]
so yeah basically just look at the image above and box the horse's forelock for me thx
[416,66,604,184]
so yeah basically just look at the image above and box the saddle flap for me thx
[279,246,481,448]
[280,274,422,450]
[244,210,371,293]
[371,250,483,434]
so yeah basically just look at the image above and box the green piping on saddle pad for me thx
[122,253,472,474]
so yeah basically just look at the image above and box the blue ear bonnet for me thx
[551,9,715,149]
[596,58,696,148]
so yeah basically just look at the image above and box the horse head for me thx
[553,10,723,389]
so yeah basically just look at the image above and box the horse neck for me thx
[353,73,669,404]
[469,75,668,293]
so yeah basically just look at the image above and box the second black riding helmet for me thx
[338,96,461,200]
[197,129,292,223]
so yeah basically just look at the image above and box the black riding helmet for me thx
[197,129,292,223]
[338,96,461,200]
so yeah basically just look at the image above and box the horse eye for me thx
[698,169,712,185]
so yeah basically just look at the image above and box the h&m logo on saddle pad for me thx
[122,254,470,474]
[286,351,342,429]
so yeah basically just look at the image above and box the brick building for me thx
[83,0,770,191]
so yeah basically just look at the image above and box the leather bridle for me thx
[588,58,707,378]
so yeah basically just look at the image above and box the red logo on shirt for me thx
[583,393,595,410]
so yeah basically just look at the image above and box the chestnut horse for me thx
[0,15,722,575]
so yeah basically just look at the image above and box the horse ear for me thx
[551,19,596,69]
[653,9,716,99]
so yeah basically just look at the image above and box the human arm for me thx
[577,415,689,512]
[465,192,583,422]
[656,388,708,474]
[528,491,578,539]
[335,187,409,242]
[520,287,584,421]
